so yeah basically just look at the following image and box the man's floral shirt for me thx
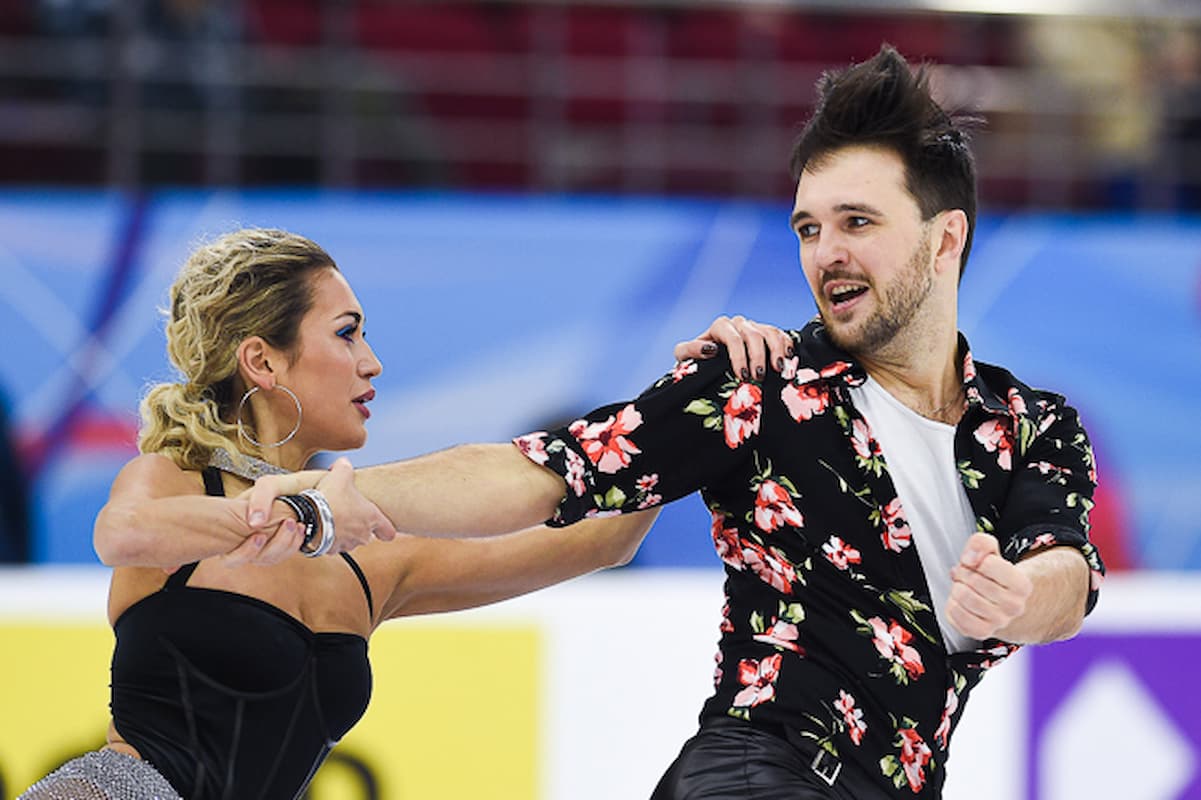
[514,320,1105,798]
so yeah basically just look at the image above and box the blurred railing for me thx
[1,0,1200,208]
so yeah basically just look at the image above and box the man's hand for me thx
[946,532,1033,641]
[316,457,398,552]
[244,458,397,554]
[672,315,792,382]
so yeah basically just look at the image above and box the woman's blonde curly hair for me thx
[138,228,337,469]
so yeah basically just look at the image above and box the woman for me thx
[18,228,786,800]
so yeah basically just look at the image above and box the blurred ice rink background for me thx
[1,2,1199,798]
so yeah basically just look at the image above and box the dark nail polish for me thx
[756,366,765,380]
[701,342,718,356]
[776,357,784,371]
[741,368,750,381]
[786,346,795,357]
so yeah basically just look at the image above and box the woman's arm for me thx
[368,509,659,621]
[93,453,304,568]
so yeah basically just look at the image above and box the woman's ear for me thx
[236,336,276,390]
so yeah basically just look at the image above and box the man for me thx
[252,45,1104,798]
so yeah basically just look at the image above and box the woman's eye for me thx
[337,325,357,340]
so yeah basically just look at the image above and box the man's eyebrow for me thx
[789,202,885,229]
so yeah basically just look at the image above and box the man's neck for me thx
[856,327,963,423]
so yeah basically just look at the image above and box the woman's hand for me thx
[214,517,306,567]
[672,315,793,381]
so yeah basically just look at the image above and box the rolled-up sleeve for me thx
[999,395,1106,614]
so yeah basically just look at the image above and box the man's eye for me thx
[796,223,818,239]
[848,216,870,229]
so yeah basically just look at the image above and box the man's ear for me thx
[933,209,968,276]
[236,336,277,390]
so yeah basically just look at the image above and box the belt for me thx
[706,716,890,799]
[749,719,844,788]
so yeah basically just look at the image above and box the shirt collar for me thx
[798,320,1011,417]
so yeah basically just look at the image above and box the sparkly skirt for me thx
[17,750,182,800]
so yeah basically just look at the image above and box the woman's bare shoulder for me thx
[109,452,203,499]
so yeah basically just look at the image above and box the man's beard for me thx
[823,234,934,356]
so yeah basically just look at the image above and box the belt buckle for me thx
[810,748,842,787]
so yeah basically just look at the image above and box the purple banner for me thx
[1028,634,1201,800]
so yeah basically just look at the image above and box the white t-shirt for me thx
[848,377,981,653]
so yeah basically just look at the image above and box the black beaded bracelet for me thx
[277,494,316,550]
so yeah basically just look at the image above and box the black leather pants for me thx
[650,717,888,800]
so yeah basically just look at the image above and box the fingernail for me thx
[776,357,784,371]
[249,511,265,525]
[755,366,765,380]
[254,535,266,547]
[740,368,750,381]
[786,346,795,357]
[701,342,718,356]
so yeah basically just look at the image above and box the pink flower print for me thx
[635,473,662,509]
[513,432,550,465]
[723,382,763,449]
[563,449,588,497]
[752,619,802,653]
[743,542,798,594]
[779,357,802,381]
[976,642,1017,671]
[583,508,622,519]
[1032,532,1058,549]
[753,479,804,533]
[850,417,882,461]
[733,653,783,708]
[834,690,867,746]
[880,498,912,553]
[672,359,699,383]
[636,493,662,510]
[819,360,855,379]
[576,403,643,473]
[974,418,1014,471]
[720,601,734,633]
[1030,461,1071,477]
[962,351,977,382]
[1038,411,1059,435]
[1006,387,1027,417]
[781,379,831,422]
[868,617,925,681]
[934,687,958,749]
[898,726,932,792]
[822,535,862,570]
[711,514,744,570]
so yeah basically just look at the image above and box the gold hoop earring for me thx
[237,384,302,449]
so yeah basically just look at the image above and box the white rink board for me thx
[1,569,1196,800]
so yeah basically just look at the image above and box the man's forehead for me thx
[792,146,910,214]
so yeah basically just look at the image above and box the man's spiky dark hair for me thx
[790,44,979,276]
